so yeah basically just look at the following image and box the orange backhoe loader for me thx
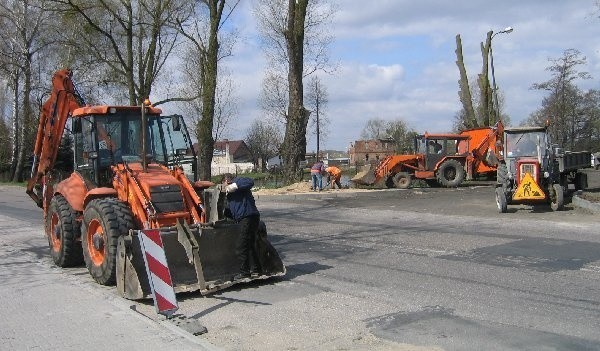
[352,122,503,188]
[27,69,285,299]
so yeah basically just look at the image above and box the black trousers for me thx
[237,215,261,273]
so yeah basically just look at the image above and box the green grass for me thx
[0,181,26,187]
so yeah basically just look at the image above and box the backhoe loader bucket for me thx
[351,164,376,186]
[116,189,286,300]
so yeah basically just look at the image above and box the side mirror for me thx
[172,115,181,131]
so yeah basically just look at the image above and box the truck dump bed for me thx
[557,151,592,172]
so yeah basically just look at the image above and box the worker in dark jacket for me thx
[222,173,262,280]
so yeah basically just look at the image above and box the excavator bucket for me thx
[117,188,286,300]
[351,164,376,186]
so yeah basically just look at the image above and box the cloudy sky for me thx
[197,0,600,151]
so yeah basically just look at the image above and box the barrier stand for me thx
[138,229,179,317]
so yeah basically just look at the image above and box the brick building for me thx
[348,138,396,166]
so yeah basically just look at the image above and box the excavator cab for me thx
[72,111,196,187]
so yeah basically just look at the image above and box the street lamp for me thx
[489,26,513,122]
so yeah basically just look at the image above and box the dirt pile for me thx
[253,181,313,195]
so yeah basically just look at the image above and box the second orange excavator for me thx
[352,122,504,188]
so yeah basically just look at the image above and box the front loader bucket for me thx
[351,164,376,186]
[117,220,286,300]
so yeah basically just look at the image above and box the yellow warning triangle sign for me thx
[513,173,546,200]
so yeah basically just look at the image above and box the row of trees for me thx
[526,49,600,152]
[0,0,336,183]
[0,0,238,181]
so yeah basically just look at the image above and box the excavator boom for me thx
[27,69,83,207]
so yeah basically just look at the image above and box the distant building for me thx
[212,140,253,163]
[348,138,395,166]
[193,139,254,175]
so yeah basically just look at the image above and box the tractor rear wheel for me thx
[436,159,465,187]
[393,172,411,189]
[549,183,564,211]
[82,198,134,285]
[495,187,508,213]
[46,195,83,267]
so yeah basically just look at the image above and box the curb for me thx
[572,195,600,214]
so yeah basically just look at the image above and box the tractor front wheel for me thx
[549,183,564,211]
[495,187,508,213]
[46,195,83,267]
[393,172,411,189]
[82,198,134,285]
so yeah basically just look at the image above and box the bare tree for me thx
[360,118,387,139]
[385,120,417,153]
[528,49,591,149]
[305,74,329,158]
[455,31,504,130]
[360,118,416,153]
[258,69,288,122]
[254,0,334,182]
[245,119,283,171]
[174,0,239,180]
[0,0,51,181]
[455,34,477,128]
[51,0,189,105]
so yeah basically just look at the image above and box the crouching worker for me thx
[222,173,262,280]
[325,166,342,189]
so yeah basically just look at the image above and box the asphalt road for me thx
[1,172,599,350]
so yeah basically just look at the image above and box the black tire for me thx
[82,198,134,285]
[436,159,465,187]
[497,163,508,185]
[549,183,564,211]
[393,172,411,189]
[46,195,83,267]
[495,187,508,213]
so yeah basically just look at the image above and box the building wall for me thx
[348,139,396,166]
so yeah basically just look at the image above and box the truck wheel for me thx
[82,198,134,285]
[46,195,83,267]
[436,159,465,187]
[549,183,564,211]
[495,187,508,213]
[393,172,411,189]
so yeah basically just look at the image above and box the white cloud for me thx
[204,0,600,150]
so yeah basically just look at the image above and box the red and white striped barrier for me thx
[138,229,178,317]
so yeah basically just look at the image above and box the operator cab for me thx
[72,107,196,187]
[504,127,548,158]
[415,134,468,170]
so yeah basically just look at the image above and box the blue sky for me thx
[167,1,600,151]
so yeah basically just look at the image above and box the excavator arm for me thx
[27,69,84,208]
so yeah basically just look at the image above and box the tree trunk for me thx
[478,31,492,126]
[9,71,20,179]
[13,54,33,182]
[196,0,225,180]
[455,34,477,129]
[281,0,309,182]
